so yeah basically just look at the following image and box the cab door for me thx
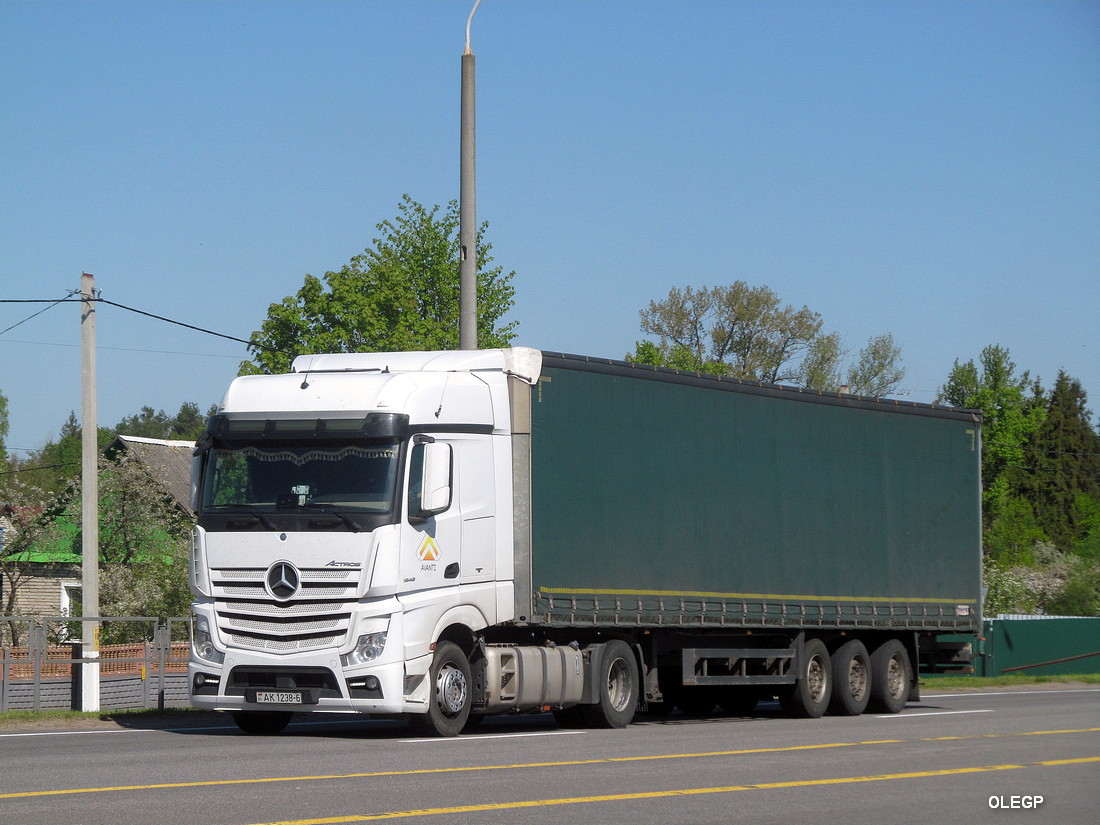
[399,436,461,593]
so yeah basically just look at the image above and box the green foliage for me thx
[941,345,1045,524]
[945,346,1100,616]
[631,283,905,395]
[96,454,191,565]
[982,561,1039,616]
[983,495,1047,567]
[114,402,211,441]
[1072,494,1100,561]
[240,195,518,375]
[1018,372,1100,548]
[847,333,905,398]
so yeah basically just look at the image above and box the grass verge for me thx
[920,673,1100,690]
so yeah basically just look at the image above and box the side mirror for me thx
[411,440,453,521]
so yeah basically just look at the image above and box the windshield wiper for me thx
[303,503,364,533]
[218,509,278,530]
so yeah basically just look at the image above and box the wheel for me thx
[718,688,759,715]
[580,640,639,729]
[868,639,911,714]
[779,638,832,718]
[230,710,293,735]
[828,639,871,716]
[676,686,720,716]
[408,641,472,737]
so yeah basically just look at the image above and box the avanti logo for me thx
[417,535,441,561]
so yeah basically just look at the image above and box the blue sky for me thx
[2,0,1098,455]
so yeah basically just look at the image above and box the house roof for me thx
[106,435,196,517]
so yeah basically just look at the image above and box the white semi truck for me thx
[189,348,981,735]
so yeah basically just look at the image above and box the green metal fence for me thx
[979,616,1100,676]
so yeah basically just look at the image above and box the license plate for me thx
[254,690,303,705]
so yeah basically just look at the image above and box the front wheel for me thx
[408,641,472,737]
[580,640,639,729]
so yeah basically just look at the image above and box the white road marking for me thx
[401,729,585,743]
[876,709,995,719]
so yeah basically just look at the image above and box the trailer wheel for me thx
[581,640,639,729]
[779,638,832,718]
[408,641,472,737]
[828,639,871,716]
[230,711,293,735]
[868,639,911,714]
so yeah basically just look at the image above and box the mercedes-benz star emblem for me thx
[266,561,301,601]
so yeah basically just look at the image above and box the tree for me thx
[631,282,905,396]
[940,345,1045,525]
[114,402,211,441]
[93,453,193,641]
[846,334,905,398]
[0,478,73,646]
[240,195,518,375]
[942,350,1100,616]
[1018,371,1100,548]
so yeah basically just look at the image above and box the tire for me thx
[779,638,832,718]
[828,639,871,716]
[580,640,639,729]
[868,639,911,714]
[230,710,293,735]
[408,641,472,737]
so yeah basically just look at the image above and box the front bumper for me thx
[189,652,409,716]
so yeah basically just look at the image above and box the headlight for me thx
[341,632,388,667]
[192,615,224,664]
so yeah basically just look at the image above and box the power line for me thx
[0,461,80,477]
[0,292,78,336]
[94,297,282,352]
[0,337,242,359]
[0,296,286,354]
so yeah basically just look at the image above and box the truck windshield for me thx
[201,442,401,514]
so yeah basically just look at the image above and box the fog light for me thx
[365,676,380,691]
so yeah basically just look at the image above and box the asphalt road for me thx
[1,687,1097,825]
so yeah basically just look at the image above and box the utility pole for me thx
[459,0,481,350]
[80,272,100,712]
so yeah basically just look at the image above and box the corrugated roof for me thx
[107,435,195,516]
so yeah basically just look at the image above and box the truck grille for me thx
[210,567,359,652]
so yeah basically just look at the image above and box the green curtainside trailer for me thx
[523,353,982,633]
[488,352,985,720]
